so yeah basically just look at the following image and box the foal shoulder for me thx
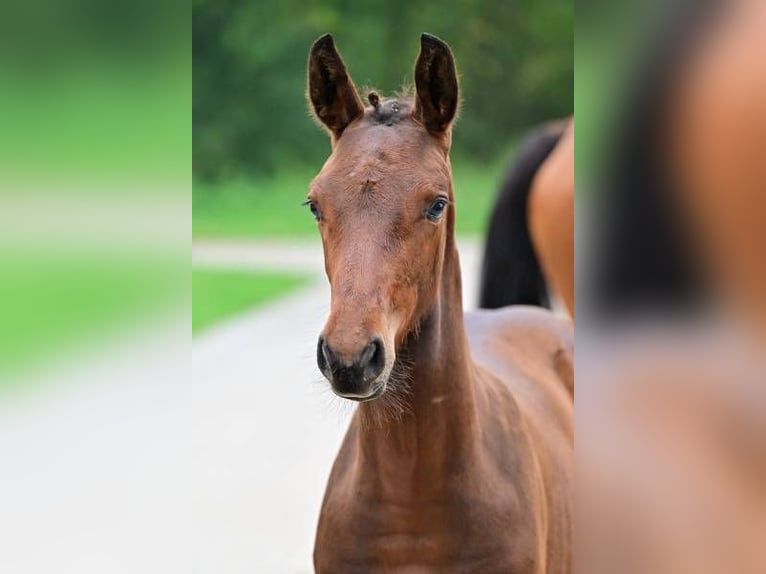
[465,305,572,355]
[465,306,573,397]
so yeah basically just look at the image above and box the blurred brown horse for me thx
[579,1,766,572]
[480,118,574,318]
[306,34,573,573]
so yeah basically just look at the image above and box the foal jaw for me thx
[333,377,386,402]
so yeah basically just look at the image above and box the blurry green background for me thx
[0,0,188,181]
[0,0,188,385]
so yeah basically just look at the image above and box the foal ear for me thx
[308,34,364,139]
[413,33,459,136]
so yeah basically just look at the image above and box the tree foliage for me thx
[193,0,573,180]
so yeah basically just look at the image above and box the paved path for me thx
[0,312,191,574]
[192,238,483,573]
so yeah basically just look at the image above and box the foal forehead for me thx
[314,100,449,193]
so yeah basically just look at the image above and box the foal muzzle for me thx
[317,335,387,400]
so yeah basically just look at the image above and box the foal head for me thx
[306,34,459,401]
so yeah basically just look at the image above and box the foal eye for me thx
[425,198,449,221]
[303,200,321,221]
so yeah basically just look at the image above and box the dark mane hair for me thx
[362,87,414,127]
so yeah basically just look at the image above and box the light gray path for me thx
[193,239,326,273]
[0,311,191,574]
[192,238,483,573]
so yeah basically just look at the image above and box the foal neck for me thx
[357,234,479,464]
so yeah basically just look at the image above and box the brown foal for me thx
[306,33,573,573]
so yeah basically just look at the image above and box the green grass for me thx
[192,268,310,333]
[0,250,182,385]
[192,159,508,239]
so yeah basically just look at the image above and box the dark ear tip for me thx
[420,33,449,52]
[311,33,335,55]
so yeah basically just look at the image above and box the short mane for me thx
[362,86,414,127]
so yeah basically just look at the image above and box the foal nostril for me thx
[360,338,385,382]
[317,336,332,374]
[359,340,377,367]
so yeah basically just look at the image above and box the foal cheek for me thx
[385,282,418,347]
[390,234,443,338]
